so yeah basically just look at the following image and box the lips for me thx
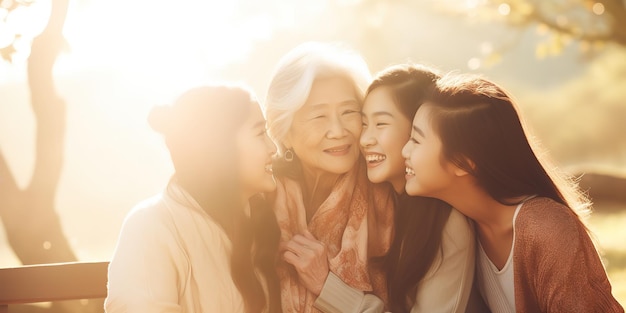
[324,144,351,156]
[405,163,415,176]
[365,153,386,166]
[265,162,273,174]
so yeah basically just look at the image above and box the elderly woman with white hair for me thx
[263,42,395,313]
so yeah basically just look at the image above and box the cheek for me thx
[344,116,363,135]
[291,122,321,144]
[389,131,409,153]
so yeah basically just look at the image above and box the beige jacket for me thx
[105,182,245,313]
[314,209,476,313]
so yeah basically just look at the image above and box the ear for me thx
[453,166,470,177]
[452,157,475,177]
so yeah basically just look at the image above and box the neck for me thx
[301,166,341,222]
[390,176,405,194]
[442,180,519,270]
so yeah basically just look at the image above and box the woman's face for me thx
[286,76,362,177]
[360,86,412,193]
[402,105,457,198]
[237,101,277,200]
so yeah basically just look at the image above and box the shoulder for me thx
[428,208,475,273]
[442,209,474,249]
[118,193,179,240]
[514,197,590,260]
[516,197,582,237]
[124,194,167,224]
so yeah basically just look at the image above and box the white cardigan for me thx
[314,209,476,313]
[105,182,245,313]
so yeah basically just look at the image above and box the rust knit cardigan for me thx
[512,197,623,312]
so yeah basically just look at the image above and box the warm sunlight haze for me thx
[1,0,624,308]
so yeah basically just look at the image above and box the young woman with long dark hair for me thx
[403,74,623,312]
[106,84,283,313]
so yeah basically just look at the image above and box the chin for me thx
[330,156,360,173]
[262,181,277,193]
[366,172,386,184]
[404,184,419,196]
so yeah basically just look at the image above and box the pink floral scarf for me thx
[272,161,395,312]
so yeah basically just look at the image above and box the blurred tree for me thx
[0,0,100,311]
[1,0,77,265]
[443,0,626,58]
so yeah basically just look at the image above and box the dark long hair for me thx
[425,74,590,215]
[368,64,453,312]
[149,85,282,313]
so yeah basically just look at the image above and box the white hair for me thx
[263,41,372,154]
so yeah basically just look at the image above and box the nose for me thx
[401,140,411,159]
[326,115,348,139]
[265,134,277,156]
[360,125,375,148]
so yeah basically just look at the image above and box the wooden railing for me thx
[0,261,109,313]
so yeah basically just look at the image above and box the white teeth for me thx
[366,154,386,162]
[405,167,415,175]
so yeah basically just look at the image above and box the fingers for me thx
[290,234,325,253]
[281,232,326,266]
[301,230,316,240]
[283,250,299,266]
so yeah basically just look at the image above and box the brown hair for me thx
[425,74,590,215]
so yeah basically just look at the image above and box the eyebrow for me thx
[372,111,394,117]
[361,111,394,118]
[412,124,425,137]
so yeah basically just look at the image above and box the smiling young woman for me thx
[403,73,623,313]
[105,84,282,313]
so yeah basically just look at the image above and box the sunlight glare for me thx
[498,3,510,16]
[465,0,479,9]
[480,42,493,55]
[0,0,50,82]
[592,2,605,15]
[3,1,49,38]
[60,0,259,89]
[467,57,481,70]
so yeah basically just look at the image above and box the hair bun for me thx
[148,105,174,135]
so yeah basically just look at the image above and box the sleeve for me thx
[411,209,476,313]
[525,206,624,313]
[314,272,387,313]
[105,201,185,313]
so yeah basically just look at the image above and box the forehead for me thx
[243,101,265,126]
[303,76,358,108]
[413,105,434,130]
[363,87,399,112]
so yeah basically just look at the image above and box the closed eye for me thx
[410,137,420,144]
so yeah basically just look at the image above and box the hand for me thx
[281,230,329,296]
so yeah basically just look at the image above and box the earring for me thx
[284,149,294,162]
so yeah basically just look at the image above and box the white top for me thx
[411,208,477,313]
[314,208,476,313]
[105,182,245,313]
[477,201,524,313]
